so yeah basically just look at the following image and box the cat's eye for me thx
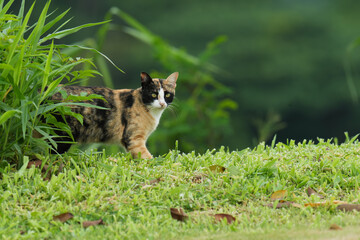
[151,93,157,98]
[165,93,171,98]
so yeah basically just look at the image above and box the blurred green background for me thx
[10,0,360,154]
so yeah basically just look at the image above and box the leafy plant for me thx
[0,0,107,165]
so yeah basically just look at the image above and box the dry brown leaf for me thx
[192,173,208,183]
[305,200,347,208]
[270,190,287,201]
[82,219,104,228]
[329,223,342,230]
[27,160,42,168]
[213,213,236,224]
[336,204,360,212]
[188,209,216,217]
[267,201,290,208]
[306,187,324,199]
[53,212,74,223]
[291,202,302,208]
[170,208,188,222]
[141,184,153,189]
[267,201,301,209]
[169,175,179,180]
[42,164,51,181]
[209,165,226,173]
[108,157,118,163]
[172,162,182,167]
[148,178,162,185]
[28,163,51,181]
[75,175,86,182]
[141,178,162,188]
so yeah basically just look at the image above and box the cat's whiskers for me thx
[166,103,178,117]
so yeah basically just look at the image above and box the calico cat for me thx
[49,72,178,159]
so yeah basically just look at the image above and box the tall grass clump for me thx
[0,0,107,166]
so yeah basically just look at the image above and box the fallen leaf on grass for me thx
[304,200,347,208]
[212,213,236,224]
[209,165,226,173]
[329,223,342,230]
[42,164,51,181]
[170,208,188,222]
[108,157,118,163]
[336,204,360,212]
[75,175,86,182]
[53,212,74,222]
[82,219,104,228]
[27,160,42,168]
[27,160,52,181]
[169,175,178,180]
[306,187,324,199]
[141,178,162,189]
[191,173,208,183]
[270,190,287,201]
[147,178,162,185]
[267,201,302,209]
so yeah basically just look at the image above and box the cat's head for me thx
[140,72,178,109]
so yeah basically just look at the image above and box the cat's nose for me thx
[160,102,166,108]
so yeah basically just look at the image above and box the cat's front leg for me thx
[128,143,153,159]
[123,135,152,159]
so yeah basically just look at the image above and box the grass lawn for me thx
[2,138,360,239]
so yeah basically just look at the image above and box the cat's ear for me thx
[141,72,152,85]
[165,72,178,88]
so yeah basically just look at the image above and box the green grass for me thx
[2,138,360,239]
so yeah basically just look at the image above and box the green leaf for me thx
[0,64,15,72]
[2,2,34,80]
[25,1,51,54]
[0,0,14,20]
[20,100,30,139]
[17,156,29,176]
[56,44,124,74]
[40,20,110,44]
[0,110,21,125]
[42,40,55,92]
[17,0,25,20]
[42,8,70,35]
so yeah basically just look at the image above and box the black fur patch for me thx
[141,82,158,105]
[119,91,134,108]
[121,112,131,149]
[164,92,174,104]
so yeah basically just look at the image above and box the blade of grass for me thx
[42,40,54,92]
[2,2,34,79]
[0,0,14,20]
[17,0,25,20]
[0,110,21,125]
[25,1,50,55]
[40,20,110,44]
[57,44,124,73]
[42,8,70,35]
[21,100,30,139]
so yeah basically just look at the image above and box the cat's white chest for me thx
[149,108,164,127]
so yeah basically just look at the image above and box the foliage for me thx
[0,0,106,165]
[24,0,360,150]
[2,139,360,238]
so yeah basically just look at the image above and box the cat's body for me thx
[50,72,178,159]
